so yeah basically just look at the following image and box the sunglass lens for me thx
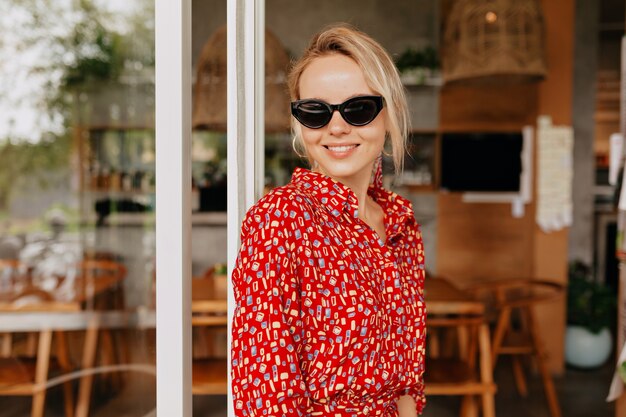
[295,101,331,129]
[342,98,379,126]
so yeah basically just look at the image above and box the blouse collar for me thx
[290,167,361,219]
[290,164,415,241]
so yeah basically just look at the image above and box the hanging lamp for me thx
[192,25,291,132]
[442,0,547,85]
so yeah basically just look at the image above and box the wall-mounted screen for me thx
[440,132,524,192]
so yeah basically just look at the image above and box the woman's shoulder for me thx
[370,185,415,212]
[240,183,313,235]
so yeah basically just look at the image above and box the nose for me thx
[327,109,351,136]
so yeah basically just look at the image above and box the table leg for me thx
[76,317,99,417]
[479,323,496,417]
[55,331,75,417]
[32,329,52,417]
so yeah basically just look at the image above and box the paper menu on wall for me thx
[535,116,573,233]
[610,134,624,186]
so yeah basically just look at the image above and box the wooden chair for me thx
[425,314,497,417]
[76,260,128,394]
[0,290,75,417]
[191,309,228,395]
[76,260,127,310]
[467,279,565,417]
[0,259,31,357]
[201,266,227,301]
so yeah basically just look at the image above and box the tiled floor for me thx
[0,357,616,416]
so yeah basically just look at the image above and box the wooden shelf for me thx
[401,184,437,193]
[409,128,439,135]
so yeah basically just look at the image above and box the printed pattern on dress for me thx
[231,167,426,417]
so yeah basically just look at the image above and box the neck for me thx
[313,163,374,219]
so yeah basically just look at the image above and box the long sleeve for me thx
[395,217,427,415]
[231,195,309,416]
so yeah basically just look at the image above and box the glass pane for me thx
[0,1,156,415]
[264,1,438,274]
[191,0,228,414]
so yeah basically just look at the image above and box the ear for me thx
[383,132,393,156]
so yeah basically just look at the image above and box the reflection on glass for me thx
[0,1,156,415]
[190,1,228,414]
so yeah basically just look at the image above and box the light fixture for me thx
[192,25,291,132]
[442,0,547,85]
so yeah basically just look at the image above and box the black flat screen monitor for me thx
[440,132,523,192]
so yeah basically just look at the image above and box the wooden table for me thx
[425,277,485,316]
[0,274,124,311]
[0,271,126,417]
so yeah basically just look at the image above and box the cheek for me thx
[358,121,386,148]
[300,128,323,147]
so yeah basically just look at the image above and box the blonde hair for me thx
[287,23,410,176]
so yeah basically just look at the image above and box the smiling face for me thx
[297,53,387,187]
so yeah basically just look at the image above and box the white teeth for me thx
[327,145,357,152]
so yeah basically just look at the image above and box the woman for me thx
[231,24,426,417]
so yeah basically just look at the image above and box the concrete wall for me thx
[569,0,600,265]
[192,0,438,68]
[265,0,437,58]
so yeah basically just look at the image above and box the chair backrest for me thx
[76,260,127,280]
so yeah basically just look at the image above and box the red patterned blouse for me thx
[231,165,426,417]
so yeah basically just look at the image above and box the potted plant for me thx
[395,46,441,86]
[565,260,616,368]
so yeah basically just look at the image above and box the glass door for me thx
[155,1,264,416]
[0,1,157,416]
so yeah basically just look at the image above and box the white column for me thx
[255,1,266,199]
[227,0,265,415]
[155,0,192,416]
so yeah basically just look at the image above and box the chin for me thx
[316,160,373,183]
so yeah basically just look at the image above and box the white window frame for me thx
[227,0,266,415]
[155,0,264,415]
[155,0,192,415]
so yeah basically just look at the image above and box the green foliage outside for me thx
[0,0,154,221]
[0,135,71,211]
[395,46,439,72]
[567,260,616,334]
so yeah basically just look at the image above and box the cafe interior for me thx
[1,0,625,416]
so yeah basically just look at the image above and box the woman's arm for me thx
[396,215,427,415]
[231,194,309,417]
[397,395,418,417]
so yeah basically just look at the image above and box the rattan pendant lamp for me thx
[442,0,547,85]
[192,25,291,132]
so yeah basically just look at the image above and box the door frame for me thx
[155,0,265,415]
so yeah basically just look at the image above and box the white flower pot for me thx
[565,325,612,368]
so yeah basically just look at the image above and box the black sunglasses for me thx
[291,95,384,129]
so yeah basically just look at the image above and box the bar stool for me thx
[424,277,497,417]
[467,279,565,417]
